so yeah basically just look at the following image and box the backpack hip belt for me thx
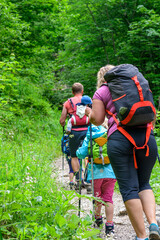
[106,110,152,169]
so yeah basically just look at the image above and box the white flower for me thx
[35,196,42,202]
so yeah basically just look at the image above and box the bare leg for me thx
[105,202,114,222]
[125,199,147,238]
[69,172,74,182]
[71,157,80,172]
[139,189,157,225]
[95,201,102,217]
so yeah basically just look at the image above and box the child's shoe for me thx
[149,223,160,240]
[105,222,114,236]
[81,179,86,189]
[69,181,74,190]
[75,180,80,191]
[86,185,92,194]
[95,216,103,227]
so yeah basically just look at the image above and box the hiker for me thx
[61,133,75,189]
[59,83,90,189]
[85,64,159,240]
[76,119,116,236]
[61,133,89,191]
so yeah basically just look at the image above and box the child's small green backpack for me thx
[88,132,110,165]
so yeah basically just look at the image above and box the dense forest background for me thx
[0,0,160,239]
[1,0,160,125]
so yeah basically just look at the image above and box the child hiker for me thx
[76,119,116,236]
[61,133,75,189]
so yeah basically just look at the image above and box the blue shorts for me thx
[69,130,87,158]
[107,129,158,202]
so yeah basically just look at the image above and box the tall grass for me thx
[151,137,160,204]
[0,108,159,239]
[0,109,101,239]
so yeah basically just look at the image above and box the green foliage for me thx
[0,1,159,237]
[1,0,160,114]
[0,55,20,105]
[0,112,102,239]
[154,111,160,137]
[150,156,160,204]
[55,0,160,106]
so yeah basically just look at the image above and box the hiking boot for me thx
[86,186,92,194]
[149,223,160,240]
[75,180,86,191]
[95,216,103,227]
[81,179,86,189]
[105,222,114,236]
[74,181,80,191]
[69,181,74,190]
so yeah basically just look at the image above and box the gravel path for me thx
[53,157,160,240]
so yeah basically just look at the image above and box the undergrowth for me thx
[0,108,159,239]
[0,109,102,239]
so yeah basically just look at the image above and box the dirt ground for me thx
[53,157,160,240]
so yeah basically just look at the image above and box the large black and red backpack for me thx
[104,64,156,168]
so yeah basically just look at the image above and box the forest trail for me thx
[53,157,160,240]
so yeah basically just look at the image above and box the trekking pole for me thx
[89,123,95,220]
[78,158,82,217]
[158,153,160,164]
[62,126,65,185]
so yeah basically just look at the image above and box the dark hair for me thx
[72,83,83,94]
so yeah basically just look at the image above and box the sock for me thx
[106,221,114,226]
[150,223,159,228]
[95,215,102,219]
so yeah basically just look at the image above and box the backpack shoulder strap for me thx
[100,82,108,87]
[68,98,74,109]
[67,98,76,118]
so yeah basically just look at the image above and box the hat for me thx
[76,95,92,106]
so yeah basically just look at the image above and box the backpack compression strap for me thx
[106,110,152,169]
[94,137,108,165]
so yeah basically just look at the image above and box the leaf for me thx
[68,214,80,229]
[55,213,67,227]
[80,228,100,238]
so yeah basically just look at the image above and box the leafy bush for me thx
[0,109,103,239]
[154,110,160,137]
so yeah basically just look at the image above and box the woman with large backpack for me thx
[85,64,159,240]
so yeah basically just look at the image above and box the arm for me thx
[59,106,68,127]
[76,136,89,159]
[85,99,106,126]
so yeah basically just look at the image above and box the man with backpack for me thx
[60,83,90,189]
[85,64,159,240]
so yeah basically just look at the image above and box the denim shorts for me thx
[107,129,158,202]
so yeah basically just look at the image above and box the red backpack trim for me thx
[131,76,144,101]
[113,94,126,102]
[121,101,156,125]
